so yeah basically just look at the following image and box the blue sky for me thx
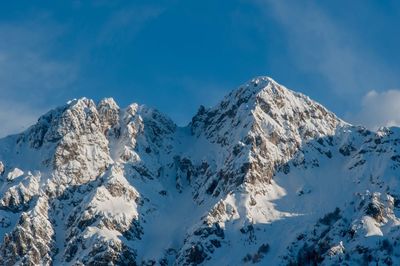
[0,0,400,136]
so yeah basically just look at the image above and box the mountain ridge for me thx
[0,76,399,265]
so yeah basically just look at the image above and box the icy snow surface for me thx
[0,77,400,265]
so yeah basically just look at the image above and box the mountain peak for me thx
[224,76,291,103]
[220,76,276,105]
[98,97,119,110]
[190,76,342,142]
[1,77,399,265]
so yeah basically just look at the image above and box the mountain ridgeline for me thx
[0,77,399,265]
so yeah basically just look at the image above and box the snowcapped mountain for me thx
[0,76,399,265]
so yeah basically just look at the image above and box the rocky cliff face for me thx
[0,77,399,265]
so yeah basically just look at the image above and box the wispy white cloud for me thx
[0,3,166,138]
[253,0,398,96]
[346,90,400,130]
[0,20,78,98]
[0,18,79,137]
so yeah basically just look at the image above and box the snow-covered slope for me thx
[0,77,399,265]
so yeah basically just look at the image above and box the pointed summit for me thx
[2,76,399,265]
[190,76,343,144]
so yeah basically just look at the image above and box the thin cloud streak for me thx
[253,0,398,96]
[0,19,79,100]
[0,18,79,137]
[0,3,167,137]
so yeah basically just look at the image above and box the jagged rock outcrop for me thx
[0,76,399,265]
[0,161,4,176]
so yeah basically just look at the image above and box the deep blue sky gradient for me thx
[0,0,399,135]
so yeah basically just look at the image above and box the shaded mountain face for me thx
[0,77,399,265]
